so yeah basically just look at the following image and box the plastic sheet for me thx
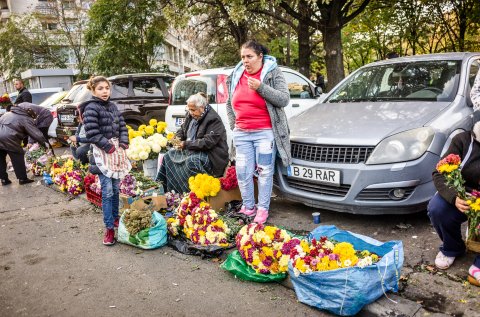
[167,235,227,258]
[221,250,287,282]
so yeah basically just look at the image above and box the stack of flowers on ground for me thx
[219,166,238,191]
[49,157,88,195]
[236,223,300,274]
[167,192,230,247]
[290,237,380,276]
[25,144,49,176]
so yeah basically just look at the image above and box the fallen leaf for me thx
[212,258,221,263]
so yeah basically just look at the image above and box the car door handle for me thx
[292,103,300,107]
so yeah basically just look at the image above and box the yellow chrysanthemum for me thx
[149,119,158,126]
[437,164,459,173]
[167,132,175,140]
[144,125,154,135]
[138,124,147,132]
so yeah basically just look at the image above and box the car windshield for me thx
[326,60,461,103]
[38,92,65,109]
[171,75,216,105]
[63,84,84,102]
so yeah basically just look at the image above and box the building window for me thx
[62,0,76,9]
[43,23,58,30]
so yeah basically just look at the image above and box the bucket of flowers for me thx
[125,120,173,179]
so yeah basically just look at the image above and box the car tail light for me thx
[185,73,200,77]
[216,74,229,104]
[51,110,57,118]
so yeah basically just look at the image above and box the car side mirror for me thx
[314,86,323,96]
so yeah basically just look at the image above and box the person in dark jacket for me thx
[16,102,54,145]
[427,122,480,286]
[82,76,130,246]
[156,92,229,194]
[13,79,32,105]
[0,106,47,185]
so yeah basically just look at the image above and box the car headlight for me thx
[366,127,434,165]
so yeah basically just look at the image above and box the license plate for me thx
[287,164,340,185]
[60,114,75,123]
[175,117,185,127]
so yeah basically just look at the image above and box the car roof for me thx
[366,52,480,68]
[177,65,307,78]
[108,73,174,80]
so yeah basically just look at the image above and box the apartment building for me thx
[0,0,204,76]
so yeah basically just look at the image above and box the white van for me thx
[165,66,321,155]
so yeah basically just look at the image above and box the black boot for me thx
[19,178,34,185]
[1,178,12,186]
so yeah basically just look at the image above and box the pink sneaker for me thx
[239,206,256,216]
[253,207,269,224]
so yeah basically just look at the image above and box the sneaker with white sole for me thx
[253,207,269,224]
[434,251,455,270]
[238,206,256,217]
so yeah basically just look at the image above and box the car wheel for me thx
[126,121,140,130]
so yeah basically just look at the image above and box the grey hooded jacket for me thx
[226,66,292,167]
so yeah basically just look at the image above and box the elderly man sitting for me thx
[156,92,229,194]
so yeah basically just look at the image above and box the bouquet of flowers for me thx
[289,237,380,277]
[167,192,230,246]
[165,191,182,213]
[84,174,101,195]
[49,158,88,195]
[25,144,49,176]
[220,166,238,191]
[0,93,11,109]
[436,154,465,198]
[65,170,84,195]
[436,154,480,241]
[123,209,153,236]
[126,120,170,161]
[236,223,299,274]
[188,173,221,199]
[120,174,136,196]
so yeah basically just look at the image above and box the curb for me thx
[278,276,450,317]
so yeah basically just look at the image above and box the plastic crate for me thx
[86,187,102,207]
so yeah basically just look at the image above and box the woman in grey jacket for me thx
[226,40,291,224]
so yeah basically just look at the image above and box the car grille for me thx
[356,187,415,201]
[286,177,351,197]
[291,142,375,164]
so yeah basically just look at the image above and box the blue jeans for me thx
[428,193,480,267]
[233,129,276,210]
[99,174,120,229]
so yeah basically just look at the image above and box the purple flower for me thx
[328,253,339,261]
[262,257,273,267]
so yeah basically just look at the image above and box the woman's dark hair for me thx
[86,75,110,92]
[241,40,269,56]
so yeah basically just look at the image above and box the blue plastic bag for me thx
[289,225,404,316]
[43,171,53,185]
[118,211,167,249]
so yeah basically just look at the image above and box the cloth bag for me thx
[289,225,404,316]
[117,211,167,249]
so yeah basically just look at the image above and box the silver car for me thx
[275,52,480,214]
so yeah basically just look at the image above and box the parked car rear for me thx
[36,91,68,138]
[165,67,321,156]
[56,73,174,143]
[275,52,480,215]
[9,87,64,105]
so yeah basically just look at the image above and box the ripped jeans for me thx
[233,129,276,210]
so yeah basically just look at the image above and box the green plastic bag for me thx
[118,211,167,249]
[221,250,287,282]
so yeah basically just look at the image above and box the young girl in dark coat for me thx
[82,76,131,246]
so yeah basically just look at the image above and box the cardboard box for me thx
[129,195,167,212]
[206,182,258,212]
[120,187,165,209]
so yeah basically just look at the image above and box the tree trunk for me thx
[286,27,291,66]
[322,26,345,90]
[297,21,311,77]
